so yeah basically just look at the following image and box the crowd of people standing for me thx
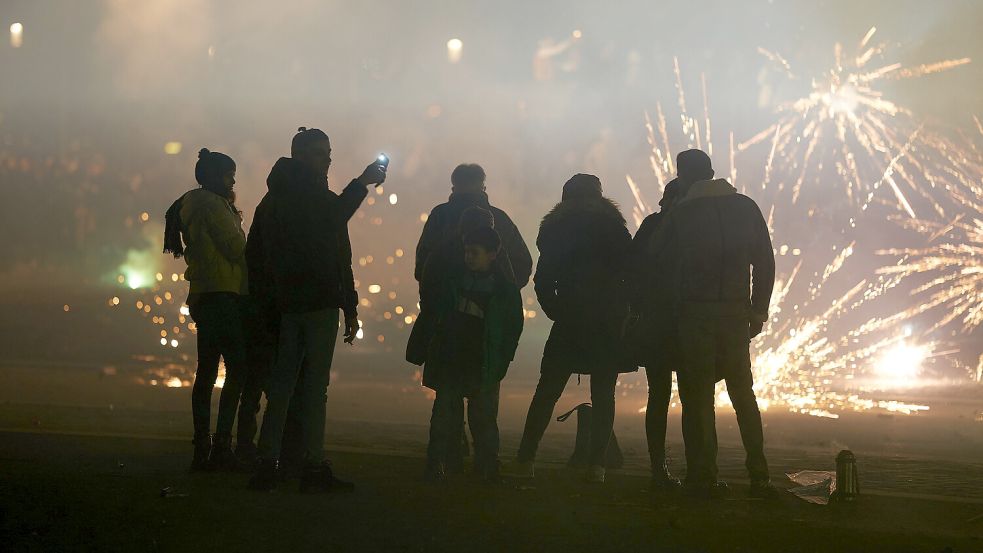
[163,127,778,499]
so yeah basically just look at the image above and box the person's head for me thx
[457,206,494,236]
[291,127,332,176]
[561,173,603,201]
[195,148,236,197]
[676,149,714,184]
[463,226,501,273]
[451,163,486,193]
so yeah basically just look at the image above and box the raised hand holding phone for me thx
[357,153,389,187]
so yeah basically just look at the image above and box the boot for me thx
[749,479,781,500]
[248,458,278,491]
[650,459,681,493]
[299,460,355,493]
[585,465,606,484]
[190,433,211,472]
[207,434,241,472]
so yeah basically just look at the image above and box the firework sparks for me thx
[624,58,939,417]
[743,27,971,220]
[878,212,983,333]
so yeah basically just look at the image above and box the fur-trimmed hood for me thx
[538,196,626,240]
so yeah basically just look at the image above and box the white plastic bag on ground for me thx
[786,470,836,505]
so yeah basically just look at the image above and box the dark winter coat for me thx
[626,210,680,368]
[246,157,365,316]
[648,179,775,323]
[422,272,524,392]
[535,196,636,375]
[415,190,532,288]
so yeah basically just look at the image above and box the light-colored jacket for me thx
[180,188,248,295]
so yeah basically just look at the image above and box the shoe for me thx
[234,441,258,467]
[585,465,606,484]
[299,460,355,493]
[248,458,278,491]
[208,434,242,472]
[650,460,682,493]
[683,480,728,500]
[423,458,447,484]
[502,459,535,479]
[477,460,503,485]
[190,433,211,472]
[749,479,781,500]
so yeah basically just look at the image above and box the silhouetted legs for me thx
[517,368,617,466]
[676,314,721,486]
[427,383,500,472]
[257,308,338,463]
[645,364,673,471]
[189,294,247,441]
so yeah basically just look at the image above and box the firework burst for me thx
[742,27,971,220]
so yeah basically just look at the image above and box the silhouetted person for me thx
[415,163,532,290]
[648,149,777,499]
[509,174,634,484]
[630,178,686,492]
[247,127,385,492]
[409,206,510,473]
[163,148,248,472]
[421,226,523,483]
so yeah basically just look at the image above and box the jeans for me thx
[257,308,339,463]
[645,364,673,470]
[427,383,500,471]
[517,367,618,467]
[189,293,248,440]
[677,309,769,485]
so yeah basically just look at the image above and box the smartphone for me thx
[376,153,390,169]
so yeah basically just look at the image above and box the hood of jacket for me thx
[266,157,327,194]
[447,189,491,208]
[539,195,626,237]
[677,178,736,204]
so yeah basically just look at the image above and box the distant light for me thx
[111,296,120,306]
[404,316,413,325]
[179,305,190,316]
[368,284,382,294]
[166,376,183,387]
[164,142,183,155]
[170,339,179,348]
[160,338,168,346]
[377,334,386,343]
[10,23,23,48]
[572,29,583,39]
[140,212,150,222]
[389,193,398,205]
[395,249,404,257]
[63,304,70,312]
[356,328,364,340]
[395,306,404,314]
[420,213,429,223]
[171,273,180,282]
[207,45,216,59]
[447,38,463,63]
[126,272,147,290]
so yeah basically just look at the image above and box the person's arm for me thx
[207,198,247,262]
[501,215,533,289]
[335,163,387,224]
[749,202,776,330]
[533,232,561,321]
[414,208,441,283]
[504,284,524,363]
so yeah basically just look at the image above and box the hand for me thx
[344,315,360,344]
[749,320,764,340]
[357,163,387,187]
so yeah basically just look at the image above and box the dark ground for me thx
[1,430,982,553]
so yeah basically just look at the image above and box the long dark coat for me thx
[535,196,636,375]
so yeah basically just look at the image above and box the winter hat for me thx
[676,149,713,183]
[561,173,603,201]
[291,127,330,157]
[194,148,236,191]
[457,206,495,235]
[463,225,502,254]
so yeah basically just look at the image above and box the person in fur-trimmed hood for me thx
[506,174,634,484]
